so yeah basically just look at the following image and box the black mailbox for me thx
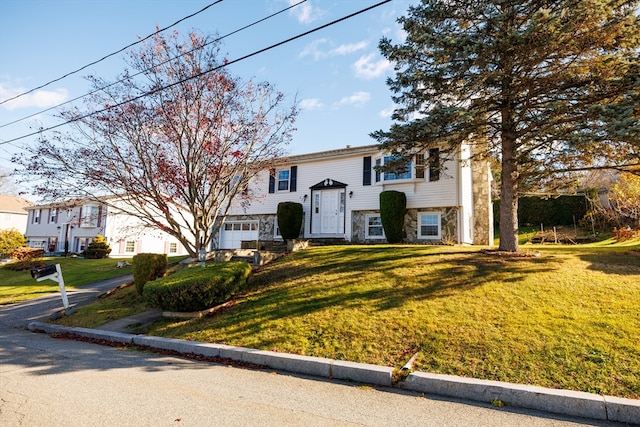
[31,264,58,279]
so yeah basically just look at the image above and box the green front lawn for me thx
[15,238,640,399]
[0,257,134,305]
[52,242,639,399]
[0,256,187,305]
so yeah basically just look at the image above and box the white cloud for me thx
[0,83,69,111]
[332,41,368,55]
[299,40,368,60]
[379,105,395,118]
[299,39,329,60]
[353,54,392,80]
[288,0,324,24]
[335,91,371,107]
[300,98,324,110]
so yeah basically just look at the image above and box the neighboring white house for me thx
[213,143,493,249]
[0,195,32,234]
[24,198,188,257]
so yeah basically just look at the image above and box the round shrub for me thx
[0,228,26,259]
[83,235,111,259]
[143,261,251,312]
[380,190,406,243]
[277,201,303,240]
[133,253,168,294]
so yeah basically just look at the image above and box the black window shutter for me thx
[290,166,297,192]
[429,148,440,182]
[268,169,275,193]
[363,156,372,186]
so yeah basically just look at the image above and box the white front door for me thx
[314,189,345,234]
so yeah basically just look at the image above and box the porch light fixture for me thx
[349,191,353,198]
[303,194,308,202]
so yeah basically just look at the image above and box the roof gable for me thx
[0,195,33,213]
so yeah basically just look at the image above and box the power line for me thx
[1,0,392,146]
[0,0,224,106]
[0,0,308,129]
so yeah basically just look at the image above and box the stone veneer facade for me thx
[470,147,494,246]
[351,207,458,244]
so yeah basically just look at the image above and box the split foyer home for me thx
[214,143,493,249]
[23,143,493,257]
[24,198,188,257]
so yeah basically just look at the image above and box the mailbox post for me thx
[199,247,206,268]
[31,264,69,309]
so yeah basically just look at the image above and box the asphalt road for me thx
[0,278,627,426]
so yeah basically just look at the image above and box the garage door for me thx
[219,221,259,249]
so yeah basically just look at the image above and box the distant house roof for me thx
[0,195,33,214]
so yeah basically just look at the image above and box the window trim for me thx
[80,204,100,228]
[276,169,290,192]
[374,155,413,183]
[365,214,385,239]
[418,212,442,239]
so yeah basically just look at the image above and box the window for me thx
[374,156,412,183]
[415,153,425,179]
[224,222,257,232]
[125,241,136,253]
[78,238,89,252]
[277,169,290,191]
[80,205,100,227]
[169,243,177,253]
[418,213,441,239]
[365,215,385,239]
[50,208,58,223]
[33,210,40,224]
[268,166,297,193]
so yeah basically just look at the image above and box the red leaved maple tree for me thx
[14,30,298,258]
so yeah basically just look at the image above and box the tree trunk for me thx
[499,136,519,252]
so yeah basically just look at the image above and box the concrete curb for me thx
[28,321,639,424]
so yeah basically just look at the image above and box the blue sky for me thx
[0,0,414,192]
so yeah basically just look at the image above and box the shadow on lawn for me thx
[176,248,565,345]
[578,251,640,276]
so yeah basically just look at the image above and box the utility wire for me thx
[0,0,224,106]
[0,0,308,129]
[1,0,392,146]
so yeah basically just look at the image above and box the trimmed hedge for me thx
[277,202,303,240]
[380,190,406,243]
[133,253,168,294]
[142,261,251,312]
[494,195,587,227]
